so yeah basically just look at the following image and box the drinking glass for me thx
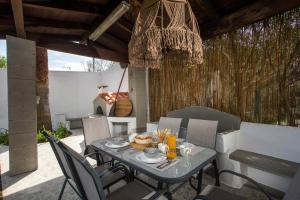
[167,134,177,159]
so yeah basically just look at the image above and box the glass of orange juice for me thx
[166,134,177,159]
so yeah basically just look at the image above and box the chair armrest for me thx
[84,150,113,166]
[98,163,129,178]
[219,170,273,200]
[84,151,104,164]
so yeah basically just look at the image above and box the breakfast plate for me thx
[136,152,166,164]
[105,141,130,148]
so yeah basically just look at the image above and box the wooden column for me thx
[36,47,52,130]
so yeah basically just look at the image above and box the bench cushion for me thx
[166,106,241,133]
[230,150,300,177]
[283,168,300,200]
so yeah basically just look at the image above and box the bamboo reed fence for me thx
[149,9,300,126]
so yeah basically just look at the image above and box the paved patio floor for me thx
[0,129,278,200]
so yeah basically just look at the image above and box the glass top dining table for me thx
[90,129,217,185]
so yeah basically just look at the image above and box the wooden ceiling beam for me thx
[25,25,128,53]
[0,15,91,29]
[76,0,110,5]
[10,0,26,38]
[22,2,132,33]
[27,33,81,42]
[1,0,134,35]
[194,0,219,19]
[95,33,128,53]
[31,35,128,63]
[0,14,129,52]
[200,0,300,39]
[26,26,86,36]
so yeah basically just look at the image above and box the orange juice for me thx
[167,134,177,159]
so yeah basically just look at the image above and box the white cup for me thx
[158,143,168,154]
[179,143,193,157]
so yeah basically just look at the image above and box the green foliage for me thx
[0,123,71,145]
[37,127,48,143]
[0,56,7,69]
[53,123,70,139]
[37,123,70,143]
[0,128,9,145]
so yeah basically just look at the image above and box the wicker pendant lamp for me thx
[129,0,203,69]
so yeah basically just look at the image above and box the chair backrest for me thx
[42,131,74,180]
[186,119,218,149]
[158,117,182,136]
[167,106,240,133]
[58,140,106,200]
[82,116,111,147]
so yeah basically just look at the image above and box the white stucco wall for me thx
[0,64,128,130]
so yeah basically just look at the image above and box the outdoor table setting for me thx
[90,128,217,198]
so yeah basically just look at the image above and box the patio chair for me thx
[59,139,164,200]
[82,116,112,165]
[194,170,273,200]
[186,119,220,190]
[43,131,85,199]
[158,117,182,136]
[43,131,128,199]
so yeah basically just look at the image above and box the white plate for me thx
[136,152,167,164]
[105,141,129,148]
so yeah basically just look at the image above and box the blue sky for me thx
[0,39,93,71]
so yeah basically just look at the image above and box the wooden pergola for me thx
[1,0,299,63]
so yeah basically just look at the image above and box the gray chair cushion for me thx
[72,156,104,200]
[158,117,182,136]
[94,165,125,189]
[199,185,247,200]
[60,141,106,200]
[186,119,218,149]
[283,167,300,200]
[109,181,154,200]
[167,106,241,133]
[44,132,74,180]
[53,141,74,180]
[82,116,111,146]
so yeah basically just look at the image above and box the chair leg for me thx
[164,184,173,200]
[129,167,135,182]
[212,159,220,186]
[164,192,173,200]
[157,182,163,190]
[58,178,68,200]
[67,180,83,199]
[96,152,101,166]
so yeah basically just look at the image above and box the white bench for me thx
[221,122,300,192]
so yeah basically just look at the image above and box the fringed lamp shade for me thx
[129,0,203,69]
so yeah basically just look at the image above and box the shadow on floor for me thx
[1,171,32,191]
[2,172,276,200]
[4,175,80,200]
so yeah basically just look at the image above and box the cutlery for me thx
[157,159,176,169]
